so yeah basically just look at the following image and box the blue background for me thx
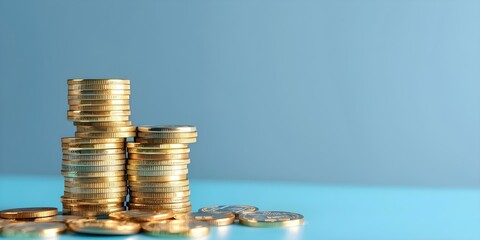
[1,0,480,187]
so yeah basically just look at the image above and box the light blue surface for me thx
[1,0,480,187]
[0,175,479,240]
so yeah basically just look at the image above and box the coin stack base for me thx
[127,125,197,217]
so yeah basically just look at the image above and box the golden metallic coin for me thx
[69,105,130,112]
[127,148,190,154]
[62,137,125,144]
[69,99,130,106]
[142,220,209,238]
[73,121,132,127]
[62,148,125,155]
[129,185,190,193]
[63,154,125,160]
[199,205,259,219]
[68,79,130,85]
[127,159,190,166]
[63,207,125,217]
[128,202,191,209]
[67,219,139,235]
[34,215,91,223]
[63,203,124,210]
[63,176,125,183]
[64,186,127,194]
[68,89,131,95]
[128,180,189,188]
[68,110,131,116]
[134,137,197,144]
[61,170,125,178]
[65,180,126,188]
[0,207,58,219]
[127,175,187,182]
[68,116,130,122]
[128,153,189,160]
[62,159,126,166]
[63,192,127,199]
[126,142,188,149]
[60,196,125,204]
[129,191,190,198]
[128,205,192,214]
[188,212,235,226]
[137,125,197,133]
[76,125,136,132]
[2,222,66,238]
[136,132,198,139]
[127,169,188,176]
[129,196,190,204]
[109,210,174,222]
[62,142,125,149]
[127,165,187,171]
[75,131,136,138]
[239,211,304,227]
[68,94,130,100]
[68,84,130,90]
[62,165,125,172]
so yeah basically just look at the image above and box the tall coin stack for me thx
[61,79,135,217]
[126,126,197,218]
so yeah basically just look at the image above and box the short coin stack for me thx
[61,79,135,217]
[126,125,197,217]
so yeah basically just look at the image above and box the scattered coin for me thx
[142,220,210,238]
[67,219,140,235]
[239,211,304,227]
[109,210,174,222]
[188,212,235,226]
[0,207,58,219]
[1,222,66,238]
[199,205,259,219]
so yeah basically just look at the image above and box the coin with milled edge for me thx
[127,148,190,154]
[75,132,136,138]
[134,138,197,144]
[76,125,136,132]
[126,169,188,176]
[109,210,174,222]
[63,154,125,160]
[127,165,187,171]
[239,211,304,227]
[68,116,130,122]
[68,84,130,90]
[127,175,187,182]
[137,132,198,139]
[61,170,125,178]
[137,125,197,133]
[68,89,131,95]
[127,159,190,166]
[63,208,125,217]
[62,142,125,149]
[64,181,126,188]
[142,220,209,238]
[188,212,235,226]
[62,159,126,166]
[73,121,132,127]
[128,153,189,160]
[62,148,125,155]
[129,191,190,198]
[61,196,125,204]
[2,222,66,238]
[126,142,188,149]
[64,186,127,194]
[67,219,140,235]
[68,94,130,100]
[128,205,191,213]
[68,110,131,116]
[68,79,130,85]
[34,215,90,223]
[63,176,125,183]
[62,137,125,144]
[63,192,127,199]
[128,202,191,209]
[69,99,130,105]
[129,185,190,193]
[0,207,58,219]
[199,205,259,218]
[128,180,189,188]
[129,197,190,204]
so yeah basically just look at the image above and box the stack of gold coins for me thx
[126,125,197,217]
[61,79,134,217]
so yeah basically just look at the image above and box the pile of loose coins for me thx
[62,79,134,216]
[0,205,304,238]
[126,126,197,217]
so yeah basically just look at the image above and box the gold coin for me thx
[62,142,125,149]
[63,203,124,210]
[64,181,126,188]
[68,79,130,85]
[127,165,187,171]
[63,207,125,217]
[73,121,132,127]
[62,165,125,172]
[34,215,93,223]
[127,148,190,154]
[60,196,125,204]
[127,175,187,182]
[129,191,190,198]
[126,142,188,149]
[69,99,130,105]
[76,125,136,132]
[136,132,198,139]
[142,220,209,238]
[239,211,304,227]
[68,94,130,100]
[134,137,197,144]
[0,207,58,219]
[75,131,136,138]
[128,205,192,213]
[64,186,127,194]
[68,89,131,95]
[69,105,130,111]
[62,159,126,166]
[61,170,125,178]
[63,154,125,160]
[128,180,189,188]
[137,125,197,133]
[128,202,191,209]
[128,153,189,160]
[109,210,174,222]
[63,192,127,199]
[63,176,125,183]
[188,212,235,226]
[198,205,259,219]
[68,84,130,90]
[67,219,140,235]
[68,110,131,116]
[128,196,190,204]
[62,148,125,155]
[68,115,130,122]
[129,185,190,193]
[127,169,188,176]
[127,159,190,166]
[62,137,125,144]
[2,222,66,238]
